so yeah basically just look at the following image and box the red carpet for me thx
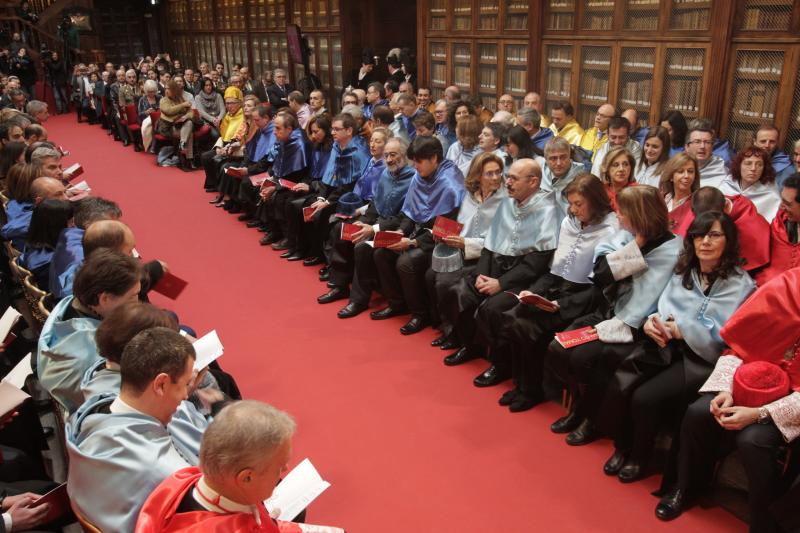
[47,115,746,532]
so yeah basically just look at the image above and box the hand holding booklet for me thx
[432,216,464,239]
[340,222,360,242]
[373,231,403,248]
[192,330,224,371]
[152,271,189,300]
[555,326,599,349]
[250,172,271,187]
[265,459,332,522]
[63,163,83,181]
[505,291,559,312]
[31,483,69,524]
[0,306,21,345]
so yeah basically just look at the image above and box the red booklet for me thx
[432,216,464,239]
[373,231,403,248]
[340,223,360,241]
[279,178,298,189]
[32,483,69,524]
[63,163,83,181]
[152,271,188,300]
[555,326,599,349]
[303,206,316,221]
[505,291,559,311]
[250,172,270,187]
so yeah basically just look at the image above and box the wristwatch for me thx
[758,406,771,424]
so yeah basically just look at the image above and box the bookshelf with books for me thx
[661,46,706,120]
[669,0,711,31]
[581,0,615,31]
[617,47,655,127]
[504,0,528,30]
[477,43,498,109]
[478,0,499,30]
[737,0,794,33]
[504,43,528,108]
[543,43,574,116]
[451,42,472,89]
[546,0,575,31]
[624,0,660,31]
[453,0,473,31]
[577,46,612,128]
[428,0,447,31]
[429,41,448,100]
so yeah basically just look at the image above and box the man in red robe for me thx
[756,174,800,285]
[136,401,343,533]
[670,186,770,273]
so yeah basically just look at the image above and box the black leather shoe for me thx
[319,269,330,282]
[285,254,304,261]
[318,287,349,304]
[237,213,252,222]
[272,239,290,251]
[370,306,408,320]
[443,346,478,366]
[655,488,685,521]
[327,281,337,289]
[550,411,582,434]
[227,203,242,214]
[566,419,598,446]
[246,219,261,228]
[338,302,367,319]
[134,143,143,152]
[498,388,519,406]
[400,315,429,335]
[209,196,223,204]
[258,225,270,233]
[123,138,130,147]
[509,394,543,412]
[319,265,329,275]
[260,234,276,246]
[303,256,323,267]
[603,449,628,476]
[431,334,449,347]
[439,339,461,351]
[473,365,509,387]
[618,462,644,483]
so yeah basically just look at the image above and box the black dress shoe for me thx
[209,196,224,204]
[550,411,582,434]
[279,250,295,258]
[498,388,519,406]
[227,203,242,214]
[566,419,598,446]
[319,269,330,282]
[260,234,277,246]
[123,138,130,147]
[285,254,304,261]
[603,449,628,476]
[238,213,253,222]
[303,256,323,267]
[473,365,509,387]
[272,239,290,251]
[509,393,543,412]
[258,225,270,233]
[443,346,478,366]
[655,488,685,521]
[431,333,448,347]
[400,315,429,335]
[439,339,461,351]
[134,143,143,152]
[618,461,644,483]
[318,287,349,304]
[370,306,408,320]
[327,281,337,289]
[338,302,367,319]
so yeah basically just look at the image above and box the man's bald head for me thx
[691,186,726,215]
[29,177,66,204]
[505,158,542,202]
[594,104,616,132]
[83,219,136,257]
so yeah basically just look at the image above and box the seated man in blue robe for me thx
[67,327,206,533]
[37,249,142,414]
[49,196,122,301]
[1,176,67,250]
[233,105,279,222]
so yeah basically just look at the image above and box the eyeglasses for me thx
[331,126,345,132]
[692,231,725,240]
[483,170,503,178]
[688,140,713,146]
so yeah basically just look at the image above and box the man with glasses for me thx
[433,99,454,152]
[580,103,615,159]
[267,68,292,109]
[685,122,730,189]
[539,137,584,220]
[441,158,559,388]
[497,94,515,114]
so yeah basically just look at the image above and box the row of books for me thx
[506,45,528,63]
[628,0,658,5]
[585,0,614,7]
[549,0,573,7]
[579,73,609,102]
[453,16,472,30]
[727,125,759,153]
[429,18,446,30]
[673,0,710,4]
[453,65,471,86]
[546,69,572,98]
[478,46,497,62]
[619,79,652,107]
[582,47,611,66]
[505,13,528,29]
[670,7,710,30]
[548,13,574,30]
[547,47,573,65]
[453,48,471,61]
[664,78,700,112]
[666,49,705,72]
[477,67,497,89]
[621,49,655,70]
[625,14,659,30]
[431,46,447,59]
[740,7,792,31]
[430,64,446,86]
[583,13,614,29]
[479,1,499,13]
[736,52,783,76]
[507,1,529,12]
[505,68,527,93]
[732,81,777,120]
[478,16,499,30]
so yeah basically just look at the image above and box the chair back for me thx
[150,110,162,123]
[22,276,47,331]
[124,103,139,125]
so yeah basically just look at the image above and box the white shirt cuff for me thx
[4,512,12,532]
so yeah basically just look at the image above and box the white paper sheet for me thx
[70,180,91,192]
[192,330,224,371]
[0,307,21,342]
[265,458,331,521]
[2,353,31,389]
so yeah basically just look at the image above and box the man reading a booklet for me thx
[440,157,559,388]
[137,400,340,533]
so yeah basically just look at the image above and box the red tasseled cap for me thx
[732,361,791,408]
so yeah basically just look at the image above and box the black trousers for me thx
[327,219,354,287]
[545,310,637,422]
[676,394,790,533]
[423,264,477,334]
[350,242,380,307]
[373,247,432,316]
[238,177,261,214]
[201,150,226,190]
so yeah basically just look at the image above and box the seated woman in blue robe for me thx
[545,185,682,447]
[600,211,755,483]
[20,199,73,291]
[0,162,38,250]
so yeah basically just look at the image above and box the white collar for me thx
[192,476,262,525]
[109,396,147,416]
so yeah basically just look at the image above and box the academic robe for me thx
[756,210,800,286]
[218,108,244,143]
[580,127,608,159]
[445,141,481,178]
[697,155,730,189]
[37,296,101,414]
[772,150,792,176]
[590,139,642,178]
[19,245,54,291]
[719,179,781,223]
[539,160,584,222]
[66,394,203,533]
[531,127,554,152]
[549,120,586,147]
[456,187,507,261]
[352,157,386,202]
[48,226,84,300]
[671,195,770,273]
[0,200,33,250]
[634,162,662,188]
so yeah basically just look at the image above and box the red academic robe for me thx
[720,266,800,391]
[136,467,301,533]
[671,194,770,272]
[756,210,800,286]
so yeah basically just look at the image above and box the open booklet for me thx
[192,330,224,371]
[265,459,333,522]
